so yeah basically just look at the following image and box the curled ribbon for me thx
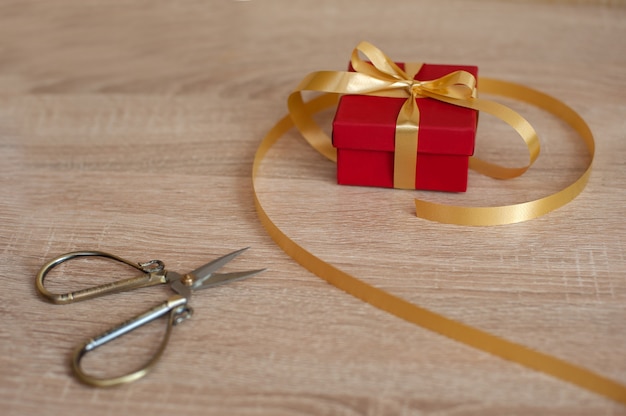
[253,96,625,405]
[253,44,625,404]
[288,41,546,225]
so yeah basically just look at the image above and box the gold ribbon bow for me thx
[288,41,547,225]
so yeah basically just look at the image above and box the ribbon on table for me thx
[253,45,626,404]
[252,94,625,405]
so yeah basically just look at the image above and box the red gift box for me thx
[332,63,478,192]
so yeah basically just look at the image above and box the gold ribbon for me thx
[253,93,626,405]
[252,45,626,404]
[288,41,544,224]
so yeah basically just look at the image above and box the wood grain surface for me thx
[1,1,625,415]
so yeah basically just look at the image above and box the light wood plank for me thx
[1,1,625,414]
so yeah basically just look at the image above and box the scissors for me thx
[36,248,264,387]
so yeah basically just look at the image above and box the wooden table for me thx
[2,1,625,414]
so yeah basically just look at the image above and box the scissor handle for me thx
[72,295,193,387]
[36,251,167,304]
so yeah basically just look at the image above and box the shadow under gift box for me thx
[332,63,478,192]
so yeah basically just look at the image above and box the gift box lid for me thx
[332,63,478,156]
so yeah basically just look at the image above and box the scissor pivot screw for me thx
[181,274,195,286]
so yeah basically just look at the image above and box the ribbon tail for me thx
[419,91,540,180]
[288,90,338,162]
[414,78,593,226]
[253,93,625,406]
[287,70,407,163]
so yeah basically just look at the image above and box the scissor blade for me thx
[190,247,250,288]
[192,269,266,290]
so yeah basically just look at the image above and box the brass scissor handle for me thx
[36,251,166,304]
[71,295,193,387]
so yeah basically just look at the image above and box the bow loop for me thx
[417,70,477,100]
[351,41,410,82]
[351,41,478,104]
